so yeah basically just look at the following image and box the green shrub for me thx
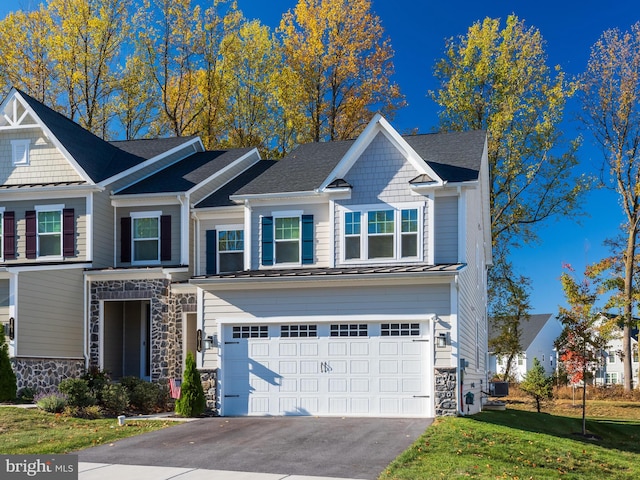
[101,383,129,416]
[58,378,96,408]
[35,391,67,413]
[120,376,165,414]
[175,351,206,417]
[0,324,17,402]
[17,387,36,403]
[81,367,110,403]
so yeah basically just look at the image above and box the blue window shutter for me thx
[206,229,217,275]
[301,214,314,264]
[261,216,273,266]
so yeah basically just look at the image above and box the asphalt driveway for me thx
[76,416,433,479]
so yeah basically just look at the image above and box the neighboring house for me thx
[1,87,492,417]
[488,313,562,381]
[594,315,639,386]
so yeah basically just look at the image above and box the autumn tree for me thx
[48,0,131,137]
[431,15,590,345]
[279,0,404,144]
[520,357,553,413]
[0,6,58,104]
[556,265,610,435]
[577,22,640,391]
[432,15,588,251]
[218,19,283,154]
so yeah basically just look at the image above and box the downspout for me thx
[451,275,463,415]
[192,211,201,276]
[83,274,89,371]
[243,200,252,270]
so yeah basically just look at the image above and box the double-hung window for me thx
[275,216,300,263]
[261,213,314,266]
[341,204,422,262]
[36,206,62,257]
[132,212,160,263]
[218,229,244,272]
[11,139,30,166]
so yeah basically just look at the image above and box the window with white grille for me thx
[330,324,368,337]
[281,325,318,338]
[232,325,268,338]
[381,323,420,336]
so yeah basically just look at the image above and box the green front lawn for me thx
[0,407,174,454]
[380,409,640,479]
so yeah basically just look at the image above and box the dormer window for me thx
[11,139,30,166]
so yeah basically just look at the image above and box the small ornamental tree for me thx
[555,264,610,435]
[0,323,17,402]
[175,351,206,417]
[520,357,553,412]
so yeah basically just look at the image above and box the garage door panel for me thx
[300,378,318,392]
[279,343,297,356]
[350,343,369,355]
[350,360,369,374]
[329,378,347,392]
[279,360,297,374]
[379,342,399,355]
[299,343,318,356]
[380,378,399,393]
[300,360,319,373]
[351,378,369,392]
[328,342,347,355]
[402,360,421,374]
[380,359,398,374]
[280,378,297,392]
[250,343,270,356]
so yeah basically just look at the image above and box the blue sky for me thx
[1,0,638,315]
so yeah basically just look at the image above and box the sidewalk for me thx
[80,462,364,480]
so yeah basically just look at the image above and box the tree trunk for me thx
[623,227,636,391]
[582,365,587,435]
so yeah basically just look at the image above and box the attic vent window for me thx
[11,139,30,166]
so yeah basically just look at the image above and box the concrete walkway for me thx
[80,462,363,480]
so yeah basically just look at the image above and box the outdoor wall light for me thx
[203,335,215,350]
[436,332,448,348]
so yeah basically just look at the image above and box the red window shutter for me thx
[63,208,75,257]
[120,217,131,262]
[3,211,15,259]
[160,215,171,261]
[25,210,36,259]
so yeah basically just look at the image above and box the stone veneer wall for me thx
[11,357,85,392]
[435,367,458,416]
[168,292,197,380]
[89,278,172,382]
[199,369,218,413]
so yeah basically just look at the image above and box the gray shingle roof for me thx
[117,148,256,195]
[489,313,554,350]
[234,130,485,196]
[195,160,278,208]
[235,140,354,196]
[109,136,199,160]
[16,89,145,183]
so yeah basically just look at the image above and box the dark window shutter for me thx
[160,215,171,261]
[3,211,15,259]
[206,229,217,275]
[25,210,36,259]
[301,214,314,264]
[261,216,273,266]
[63,208,75,257]
[120,217,131,262]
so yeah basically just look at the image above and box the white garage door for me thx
[220,322,432,417]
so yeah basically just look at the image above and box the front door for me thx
[103,300,151,380]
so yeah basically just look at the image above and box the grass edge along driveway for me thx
[380,409,640,480]
[0,407,174,454]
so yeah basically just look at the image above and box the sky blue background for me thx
[1,0,638,316]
